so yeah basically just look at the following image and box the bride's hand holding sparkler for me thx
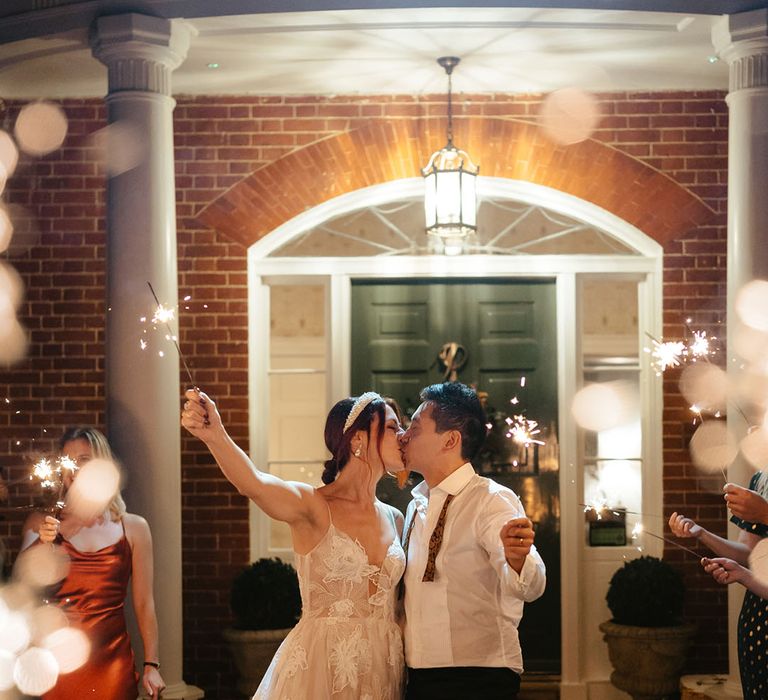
[668,512,703,539]
[38,514,60,545]
[724,483,768,524]
[181,388,220,442]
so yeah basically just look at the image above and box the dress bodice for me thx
[295,521,405,621]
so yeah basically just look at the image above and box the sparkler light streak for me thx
[29,455,78,515]
[631,523,702,558]
[644,323,720,376]
[506,415,546,448]
[146,281,195,387]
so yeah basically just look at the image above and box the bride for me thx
[182,389,406,699]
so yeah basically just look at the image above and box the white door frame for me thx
[247,178,664,697]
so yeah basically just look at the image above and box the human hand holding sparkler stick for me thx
[723,482,768,524]
[147,281,196,388]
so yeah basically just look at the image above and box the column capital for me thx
[713,9,768,91]
[90,13,195,95]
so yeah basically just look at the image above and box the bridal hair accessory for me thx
[343,392,381,433]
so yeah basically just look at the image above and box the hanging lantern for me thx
[423,56,479,255]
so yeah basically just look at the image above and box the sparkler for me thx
[146,281,195,387]
[580,502,661,520]
[631,523,701,558]
[644,322,720,376]
[29,455,78,515]
[506,415,545,447]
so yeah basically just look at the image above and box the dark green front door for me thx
[351,278,560,674]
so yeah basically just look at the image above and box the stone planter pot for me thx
[223,627,291,697]
[600,620,697,700]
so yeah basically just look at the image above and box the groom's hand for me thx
[500,517,534,574]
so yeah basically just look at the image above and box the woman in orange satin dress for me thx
[20,427,166,699]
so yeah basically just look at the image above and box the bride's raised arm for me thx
[181,388,320,525]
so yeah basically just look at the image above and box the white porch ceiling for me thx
[0,7,729,98]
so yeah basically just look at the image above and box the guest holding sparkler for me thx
[19,427,166,700]
[669,471,768,698]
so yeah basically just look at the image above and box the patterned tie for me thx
[422,494,454,582]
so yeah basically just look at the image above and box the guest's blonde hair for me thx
[59,426,127,521]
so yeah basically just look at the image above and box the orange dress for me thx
[43,526,139,700]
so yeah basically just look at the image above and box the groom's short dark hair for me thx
[420,382,487,461]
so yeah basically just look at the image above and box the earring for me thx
[354,447,362,457]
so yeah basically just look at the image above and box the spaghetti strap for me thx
[322,496,333,525]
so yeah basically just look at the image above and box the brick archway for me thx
[197,117,714,249]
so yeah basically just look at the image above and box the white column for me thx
[712,9,768,698]
[91,14,203,699]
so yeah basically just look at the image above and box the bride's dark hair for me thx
[321,395,387,485]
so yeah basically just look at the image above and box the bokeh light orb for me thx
[90,121,144,176]
[14,101,68,157]
[540,88,601,146]
[0,610,30,655]
[4,204,41,255]
[0,319,29,366]
[28,605,68,644]
[733,324,768,365]
[66,458,120,520]
[679,363,728,413]
[0,649,15,691]
[689,420,738,473]
[0,261,23,311]
[0,130,18,179]
[735,280,768,332]
[740,425,768,471]
[43,627,90,674]
[13,647,59,695]
[571,381,635,432]
[0,206,13,254]
[14,545,70,590]
[748,537,768,588]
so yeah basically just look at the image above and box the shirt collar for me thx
[411,462,475,503]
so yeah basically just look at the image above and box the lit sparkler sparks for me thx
[505,415,545,447]
[646,338,686,375]
[689,330,714,359]
[29,455,79,514]
[151,303,175,325]
[146,281,195,387]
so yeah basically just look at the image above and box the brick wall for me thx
[0,90,728,697]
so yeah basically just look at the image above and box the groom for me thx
[399,382,546,700]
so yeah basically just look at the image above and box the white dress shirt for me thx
[403,463,546,672]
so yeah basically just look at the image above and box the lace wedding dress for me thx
[254,510,405,699]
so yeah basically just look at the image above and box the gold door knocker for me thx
[435,342,467,382]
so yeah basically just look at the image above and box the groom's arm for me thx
[477,492,546,603]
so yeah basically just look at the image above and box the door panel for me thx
[351,278,560,674]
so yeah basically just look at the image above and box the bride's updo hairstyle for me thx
[321,393,387,485]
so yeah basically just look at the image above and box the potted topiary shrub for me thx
[599,556,696,700]
[223,558,302,697]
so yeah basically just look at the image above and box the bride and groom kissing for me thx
[181,382,546,700]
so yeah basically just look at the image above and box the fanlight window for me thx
[268,197,638,257]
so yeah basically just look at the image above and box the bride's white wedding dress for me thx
[254,508,405,699]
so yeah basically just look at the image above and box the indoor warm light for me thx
[423,56,478,255]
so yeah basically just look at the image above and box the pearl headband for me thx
[343,392,382,433]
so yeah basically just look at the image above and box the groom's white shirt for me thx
[402,463,546,672]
